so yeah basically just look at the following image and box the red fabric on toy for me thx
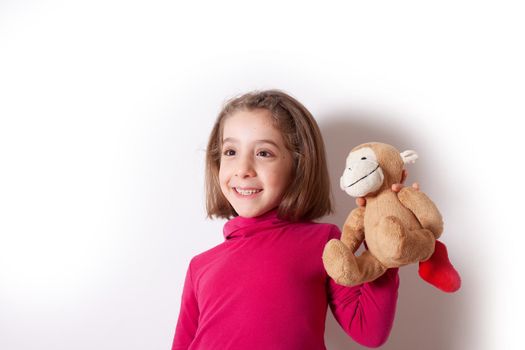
[418,240,461,293]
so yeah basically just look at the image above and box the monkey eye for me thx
[361,157,367,160]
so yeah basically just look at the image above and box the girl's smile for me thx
[233,187,263,197]
[218,108,293,218]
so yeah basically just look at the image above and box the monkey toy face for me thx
[340,146,385,197]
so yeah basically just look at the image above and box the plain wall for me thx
[1,1,523,349]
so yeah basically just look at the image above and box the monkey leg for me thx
[397,187,444,239]
[374,216,436,267]
[322,239,387,286]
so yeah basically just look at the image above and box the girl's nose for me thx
[235,157,256,178]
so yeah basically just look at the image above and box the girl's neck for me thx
[235,207,279,222]
[223,208,287,240]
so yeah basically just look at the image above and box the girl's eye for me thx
[257,150,272,157]
[223,149,235,156]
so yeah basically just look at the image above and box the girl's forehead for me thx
[221,109,283,141]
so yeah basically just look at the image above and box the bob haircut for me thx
[205,89,333,222]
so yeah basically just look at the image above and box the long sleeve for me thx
[326,226,400,348]
[172,261,199,350]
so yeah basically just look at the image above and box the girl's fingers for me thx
[358,182,419,205]
[356,197,366,207]
[391,183,403,192]
[392,182,420,193]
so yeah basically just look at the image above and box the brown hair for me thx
[205,89,333,222]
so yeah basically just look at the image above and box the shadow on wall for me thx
[318,110,466,350]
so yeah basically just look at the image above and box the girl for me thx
[172,90,399,349]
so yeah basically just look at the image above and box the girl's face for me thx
[219,108,294,218]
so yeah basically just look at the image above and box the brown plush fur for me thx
[323,142,443,286]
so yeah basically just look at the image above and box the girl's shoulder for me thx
[291,220,341,241]
[186,240,231,270]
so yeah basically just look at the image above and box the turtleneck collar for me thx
[223,208,291,240]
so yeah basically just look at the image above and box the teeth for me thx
[235,188,262,196]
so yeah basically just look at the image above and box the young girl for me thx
[172,90,399,349]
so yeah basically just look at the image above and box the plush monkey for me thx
[322,142,461,293]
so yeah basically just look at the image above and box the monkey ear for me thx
[400,150,418,164]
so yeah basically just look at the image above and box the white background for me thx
[1,1,523,349]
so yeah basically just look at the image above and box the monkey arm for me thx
[397,187,443,238]
[341,207,366,253]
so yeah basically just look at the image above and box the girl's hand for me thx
[355,169,419,207]
[355,197,367,207]
[391,182,420,193]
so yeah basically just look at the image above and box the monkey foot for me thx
[418,240,461,293]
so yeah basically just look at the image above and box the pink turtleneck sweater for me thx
[172,210,399,349]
